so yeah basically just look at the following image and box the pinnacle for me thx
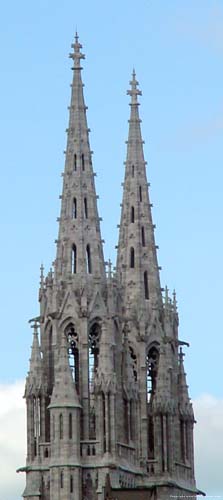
[70,33,85,69]
[127,69,142,105]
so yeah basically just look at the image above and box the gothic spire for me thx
[54,34,105,283]
[25,322,42,394]
[178,348,194,418]
[116,71,162,310]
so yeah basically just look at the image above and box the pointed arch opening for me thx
[146,345,159,402]
[70,475,73,493]
[144,271,149,299]
[141,226,145,246]
[73,154,77,171]
[65,324,79,392]
[71,244,77,274]
[69,413,72,439]
[131,206,135,223]
[59,414,63,439]
[84,197,88,218]
[130,247,135,268]
[131,165,135,177]
[89,322,101,439]
[139,185,142,202]
[72,197,77,219]
[86,244,92,274]
[60,471,64,489]
[81,153,85,170]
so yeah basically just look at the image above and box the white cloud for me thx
[1,381,223,498]
[194,394,223,496]
[0,380,26,500]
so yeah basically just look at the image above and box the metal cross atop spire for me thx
[70,32,85,69]
[127,69,142,105]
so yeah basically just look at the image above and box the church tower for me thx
[18,36,204,500]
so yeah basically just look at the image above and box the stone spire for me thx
[116,71,162,309]
[178,348,194,418]
[25,322,42,393]
[54,34,105,282]
[49,333,81,409]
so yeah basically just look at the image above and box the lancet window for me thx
[132,164,135,177]
[84,197,88,218]
[139,185,142,202]
[141,226,145,246]
[82,153,85,170]
[86,244,92,274]
[65,324,79,392]
[72,197,77,219]
[73,154,77,170]
[71,244,77,274]
[131,206,135,223]
[69,413,72,439]
[144,271,149,299]
[59,414,63,439]
[130,247,135,268]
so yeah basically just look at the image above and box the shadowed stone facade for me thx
[18,35,204,500]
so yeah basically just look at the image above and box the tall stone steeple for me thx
[116,71,162,310]
[54,34,105,283]
[19,38,203,500]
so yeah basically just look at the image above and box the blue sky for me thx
[1,1,223,498]
[0,0,223,399]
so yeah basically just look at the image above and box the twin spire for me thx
[55,34,162,311]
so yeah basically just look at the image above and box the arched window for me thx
[60,471,64,489]
[141,226,145,246]
[89,323,101,439]
[72,198,77,219]
[146,345,159,401]
[131,206,135,223]
[73,154,77,171]
[139,185,142,202]
[86,244,92,274]
[81,154,85,170]
[130,247,135,268]
[132,165,134,177]
[65,324,79,392]
[69,413,72,439]
[84,197,88,219]
[144,271,149,299]
[70,475,73,493]
[71,244,77,274]
[59,414,63,439]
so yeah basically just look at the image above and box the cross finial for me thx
[127,69,142,105]
[70,32,85,69]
